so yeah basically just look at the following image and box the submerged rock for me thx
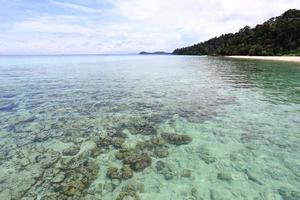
[121,164,133,179]
[128,121,157,135]
[154,147,169,158]
[34,149,60,169]
[52,171,66,183]
[106,167,121,180]
[156,160,174,180]
[116,149,151,172]
[94,136,113,149]
[63,179,86,196]
[106,127,127,138]
[150,136,165,146]
[278,188,300,200]
[123,153,151,172]
[217,172,232,182]
[112,138,126,149]
[162,133,192,145]
[115,149,136,160]
[32,132,48,143]
[191,187,198,197]
[243,169,263,185]
[135,140,155,151]
[196,147,216,164]
[181,169,192,178]
[106,165,133,180]
[58,158,99,198]
[89,147,102,157]
[116,191,140,200]
[62,145,80,156]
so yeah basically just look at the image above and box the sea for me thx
[0,55,299,200]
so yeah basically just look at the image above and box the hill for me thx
[173,9,300,56]
[139,51,171,55]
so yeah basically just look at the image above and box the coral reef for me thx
[62,145,80,156]
[123,152,152,172]
[162,133,192,145]
[121,164,133,180]
[115,148,152,171]
[112,138,126,149]
[128,120,157,135]
[154,147,169,158]
[106,167,121,180]
[150,136,165,146]
[58,159,99,198]
[135,140,155,151]
[116,191,140,200]
[95,136,113,149]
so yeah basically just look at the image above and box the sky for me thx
[0,0,300,55]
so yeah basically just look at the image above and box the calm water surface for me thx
[0,55,299,200]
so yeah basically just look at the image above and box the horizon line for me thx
[0,53,141,56]
[0,53,175,56]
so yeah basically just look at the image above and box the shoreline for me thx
[226,56,300,63]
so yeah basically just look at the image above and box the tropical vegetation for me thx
[173,9,300,56]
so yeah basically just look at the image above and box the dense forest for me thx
[173,9,300,56]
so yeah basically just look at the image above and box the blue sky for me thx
[1,0,300,54]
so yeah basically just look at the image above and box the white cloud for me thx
[51,1,102,13]
[15,20,93,34]
[1,0,300,54]
[109,0,300,39]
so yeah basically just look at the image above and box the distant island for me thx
[139,51,171,55]
[173,9,300,56]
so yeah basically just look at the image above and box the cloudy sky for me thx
[1,0,300,54]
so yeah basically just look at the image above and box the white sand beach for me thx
[227,56,300,63]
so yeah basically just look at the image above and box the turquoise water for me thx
[0,55,299,200]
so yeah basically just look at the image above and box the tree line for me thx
[173,9,300,56]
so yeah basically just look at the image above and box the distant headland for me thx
[139,51,171,55]
[173,9,300,56]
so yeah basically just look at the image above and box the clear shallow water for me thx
[0,55,299,200]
